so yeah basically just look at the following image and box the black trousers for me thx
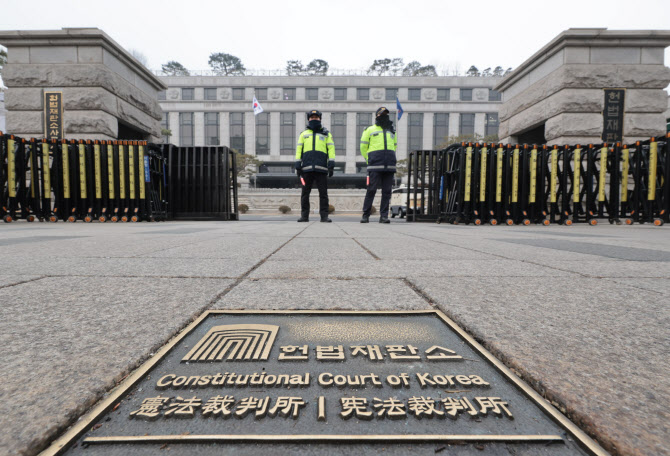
[301,172,329,219]
[362,171,394,218]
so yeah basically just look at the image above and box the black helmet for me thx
[376,107,390,117]
[307,110,322,120]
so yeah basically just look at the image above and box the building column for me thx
[449,113,460,137]
[169,112,180,146]
[346,112,357,173]
[245,112,255,155]
[220,112,230,148]
[396,114,408,160]
[194,112,204,146]
[270,112,281,157]
[474,113,486,138]
[422,112,434,150]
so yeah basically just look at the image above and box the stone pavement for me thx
[0,215,668,456]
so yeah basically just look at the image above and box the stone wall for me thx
[0,28,166,141]
[0,91,5,132]
[496,29,670,145]
[239,189,386,213]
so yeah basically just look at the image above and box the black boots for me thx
[320,218,332,223]
[297,217,309,222]
[379,217,390,224]
[360,215,369,223]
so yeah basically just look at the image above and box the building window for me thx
[437,88,450,101]
[408,88,421,101]
[256,88,268,100]
[334,88,347,100]
[460,113,475,136]
[280,112,295,155]
[357,88,369,101]
[385,88,398,101]
[283,88,296,100]
[182,88,194,101]
[232,88,245,100]
[485,113,499,137]
[179,112,193,147]
[460,89,472,101]
[306,88,319,100]
[408,113,424,152]
[230,112,245,153]
[356,113,372,153]
[158,91,166,101]
[489,90,502,102]
[204,88,217,101]
[433,113,449,148]
[256,112,270,155]
[205,112,219,146]
[161,112,170,143]
[331,113,347,154]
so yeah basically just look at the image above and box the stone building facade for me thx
[158,75,502,187]
[496,28,670,145]
[0,28,166,141]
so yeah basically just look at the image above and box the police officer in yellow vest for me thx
[360,107,398,223]
[295,110,336,222]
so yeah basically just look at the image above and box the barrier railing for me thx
[407,134,670,226]
[0,134,170,223]
[162,145,238,221]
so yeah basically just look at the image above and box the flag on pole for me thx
[396,97,404,121]
[252,97,264,115]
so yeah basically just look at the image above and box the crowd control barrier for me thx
[162,145,239,221]
[407,133,670,226]
[0,133,175,223]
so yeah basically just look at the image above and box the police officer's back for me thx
[295,110,336,222]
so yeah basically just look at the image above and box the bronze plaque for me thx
[44,311,606,455]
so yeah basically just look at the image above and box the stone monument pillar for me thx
[496,28,670,145]
[0,28,166,141]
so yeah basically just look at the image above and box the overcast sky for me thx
[1,0,669,75]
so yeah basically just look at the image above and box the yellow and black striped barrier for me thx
[407,133,670,226]
[0,133,170,223]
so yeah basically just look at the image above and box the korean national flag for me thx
[252,97,264,115]
[396,97,404,121]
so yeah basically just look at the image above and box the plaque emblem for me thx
[182,324,279,362]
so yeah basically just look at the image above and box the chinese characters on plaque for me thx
[602,89,625,143]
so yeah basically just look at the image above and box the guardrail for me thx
[0,134,239,223]
[407,133,670,226]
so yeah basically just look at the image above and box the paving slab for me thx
[250,258,576,279]
[270,237,373,260]
[0,274,43,287]
[0,276,234,456]
[137,235,293,260]
[213,278,431,311]
[0,255,257,278]
[604,277,670,295]
[409,275,670,456]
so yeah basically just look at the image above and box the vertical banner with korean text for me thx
[602,89,625,143]
[44,91,64,140]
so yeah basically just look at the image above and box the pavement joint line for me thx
[400,277,612,455]
[0,275,48,290]
[336,224,381,260]
[42,274,240,280]
[394,230,591,279]
[204,223,313,306]
[129,235,230,258]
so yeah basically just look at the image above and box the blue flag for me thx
[396,97,404,121]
